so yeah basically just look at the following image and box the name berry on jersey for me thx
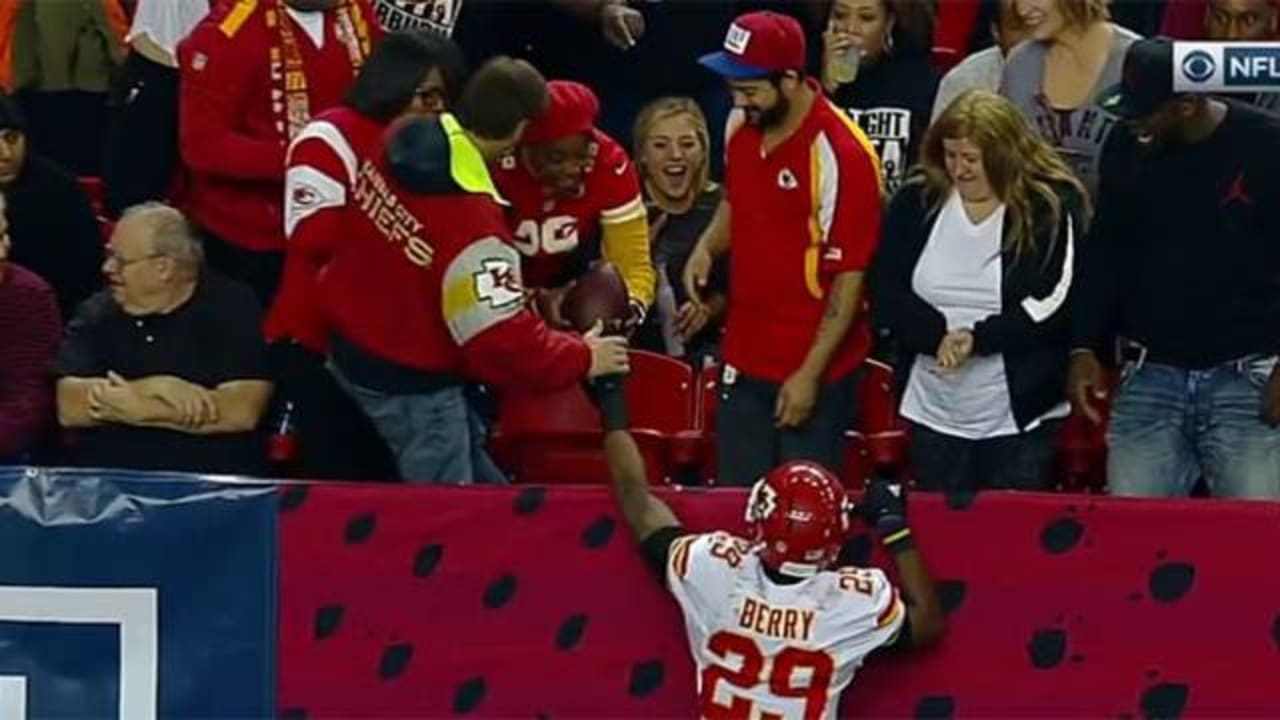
[738,596,816,642]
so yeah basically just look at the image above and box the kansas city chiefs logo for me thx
[745,480,778,523]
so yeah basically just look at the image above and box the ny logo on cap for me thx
[725,23,751,55]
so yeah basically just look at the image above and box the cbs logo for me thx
[1181,50,1216,83]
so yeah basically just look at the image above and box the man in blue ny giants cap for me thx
[684,11,885,487]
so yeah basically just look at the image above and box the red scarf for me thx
[267,0,372,140]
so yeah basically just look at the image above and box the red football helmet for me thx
[745,461,851,576]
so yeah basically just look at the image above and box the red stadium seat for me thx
[1054,371,1115,493]
[489,351,696,486]
[856,360,911,477]
[842,430,873,490]
[78,176,104,213]
[677,361,722,484]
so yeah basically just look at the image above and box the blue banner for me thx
[0,468,276,718]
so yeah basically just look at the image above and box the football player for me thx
[589,376,944,719]
[492,80,655,330]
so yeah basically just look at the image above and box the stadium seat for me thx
[77,176,104,213]
[1054,372,1114,493]
[841,430,873,490]
[489,351,696,486]
[677,360,722,484]
[856,360,911,478]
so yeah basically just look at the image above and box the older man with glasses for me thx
[53,202,275,476]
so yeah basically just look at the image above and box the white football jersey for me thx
[666,531,905,720]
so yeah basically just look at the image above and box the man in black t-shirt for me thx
[1069,38,1280,499]
[54,203,275,476]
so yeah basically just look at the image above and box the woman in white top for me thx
[874,90,1089,492]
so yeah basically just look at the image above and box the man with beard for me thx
[1069,37,1280,498]
[685,11,883,486]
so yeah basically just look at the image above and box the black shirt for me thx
[1075,101,1280,368]
[53,272,272,475]
[633,186,728,359]
[4,153,105,319]
[829,54,940,195]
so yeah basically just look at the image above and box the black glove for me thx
[857,478,913,555]
[585,373,630,432]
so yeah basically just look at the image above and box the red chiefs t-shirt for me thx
[492,128,645,289]
[722,88,883,384]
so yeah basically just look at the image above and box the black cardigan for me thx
[873,180,1086,430]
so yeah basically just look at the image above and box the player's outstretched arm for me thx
[859,480,945,650]
[589,375,681,543]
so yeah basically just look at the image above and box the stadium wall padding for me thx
[3,467,1279,718]
[276,483,1280,719]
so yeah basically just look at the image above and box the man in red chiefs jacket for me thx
[317,58,630,483]
[493,80,655,330]
[178,0,376,307]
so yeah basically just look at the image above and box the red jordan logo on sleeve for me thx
[1219,172,1253,208]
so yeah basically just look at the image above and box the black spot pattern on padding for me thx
[556,614,588,651]
[483,573,517,609]
[280,485,309,512]
[1149,563,1195,603]
[378,642,413,679]
[837,534,873,566]
[944,489,978,510]
[313,605,343,639]
[413,544,443,578]
[1140,683,1189,719]
[279,709,308,720]
[581,516,616,549]
[1028,629,1067,669]
[628,660,664,697]
[344,512,377,544]
[453,676,487,714]
[914,696,956,719]
[1041,518,1085,554]
[514,486,546,515]
[938,580,966,615]
[1272,614,1280,651]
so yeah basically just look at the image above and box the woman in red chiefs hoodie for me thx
[263,29,466,481]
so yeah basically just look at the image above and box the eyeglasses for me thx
[414,88,445,107]
[105,251,163,269]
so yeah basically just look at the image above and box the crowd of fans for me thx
[0,0,1276,500]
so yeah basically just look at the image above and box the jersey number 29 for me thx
[700,630,834,720]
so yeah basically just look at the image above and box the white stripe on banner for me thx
[0,676,27,720]
[0,587,158,720]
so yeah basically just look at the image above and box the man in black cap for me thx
[1068,36,1280,499]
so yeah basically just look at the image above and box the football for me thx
[561,262,631,335]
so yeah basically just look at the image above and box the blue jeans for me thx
[330,366,506,485]
[1107,354,1280,499]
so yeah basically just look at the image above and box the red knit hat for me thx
[520,80,600,145]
